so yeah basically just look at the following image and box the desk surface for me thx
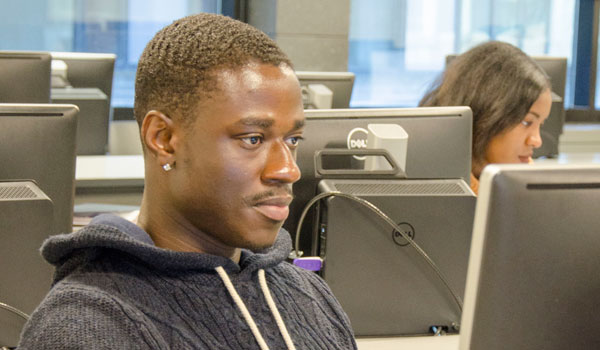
[76,155,144,188]
[534,152,600,164]
[356,334,458,350]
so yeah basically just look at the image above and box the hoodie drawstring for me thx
[215,266,296,350]
[257,269,296,350]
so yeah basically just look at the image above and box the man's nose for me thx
[261,139,301,184]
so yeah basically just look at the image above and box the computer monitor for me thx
[0,103,78,234]
[295,71,355,108]
[287,106,473,254]
[51,87,110,155]
[50,51,116,106]
[317,178,475,336]
[531,56,567,99]
[0,51,51,103]
[0,181,54,347]
[459,164,600,350]
[288,107,475,336]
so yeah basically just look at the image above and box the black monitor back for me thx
[318,178,476,336]
[0,103,78,234]
[532,56,567,99]
[0,181,54,347]
[287,107,473,253]
[51,87,109,155]
[0,51,51,103]
[296,71,355,108]
[50,52,116,107]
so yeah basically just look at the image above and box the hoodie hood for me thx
[42,214,293,282]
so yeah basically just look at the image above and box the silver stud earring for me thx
[162,163,173,172]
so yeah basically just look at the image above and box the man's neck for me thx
[136,195,242,263]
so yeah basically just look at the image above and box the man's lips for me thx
[519,155,532,163]
[252,196,293,222]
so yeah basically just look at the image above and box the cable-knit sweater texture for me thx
[18,214,357,349]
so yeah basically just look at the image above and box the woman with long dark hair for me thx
[420,41,552,194]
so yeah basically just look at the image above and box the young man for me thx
[19,13,357,349]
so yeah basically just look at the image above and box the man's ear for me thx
[141,110,177,166]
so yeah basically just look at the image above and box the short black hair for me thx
[134,13,292,126]
[419,41,551,170]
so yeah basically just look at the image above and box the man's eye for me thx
[287,136,303,146]
[521,120,533,127]
[241,136,263,145]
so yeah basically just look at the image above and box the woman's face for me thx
[478,88,553,176]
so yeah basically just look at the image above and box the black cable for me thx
[294,190,463,312]
[0,301,30,321]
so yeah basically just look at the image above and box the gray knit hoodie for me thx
[18,214,357,349]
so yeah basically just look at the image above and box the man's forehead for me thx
[185,63,303,129]
[214,62,296,87]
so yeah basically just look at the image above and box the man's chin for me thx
[243,240,277,253]
[238,229,280,252]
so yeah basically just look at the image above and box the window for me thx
[0,0,227,108]
[349,0,576,108]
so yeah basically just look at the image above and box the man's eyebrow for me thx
[293,119,305,130]
[234,117,305,130]
[528,111,541,119]
[235,117,275,129]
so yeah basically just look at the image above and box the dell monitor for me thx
[459,163,600,350]
[295,71,355,108]
[316,177,475,336]
[0,103,78,235]
[0,51,51,103]
[287,107,476,336]
[287,106,473,253]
